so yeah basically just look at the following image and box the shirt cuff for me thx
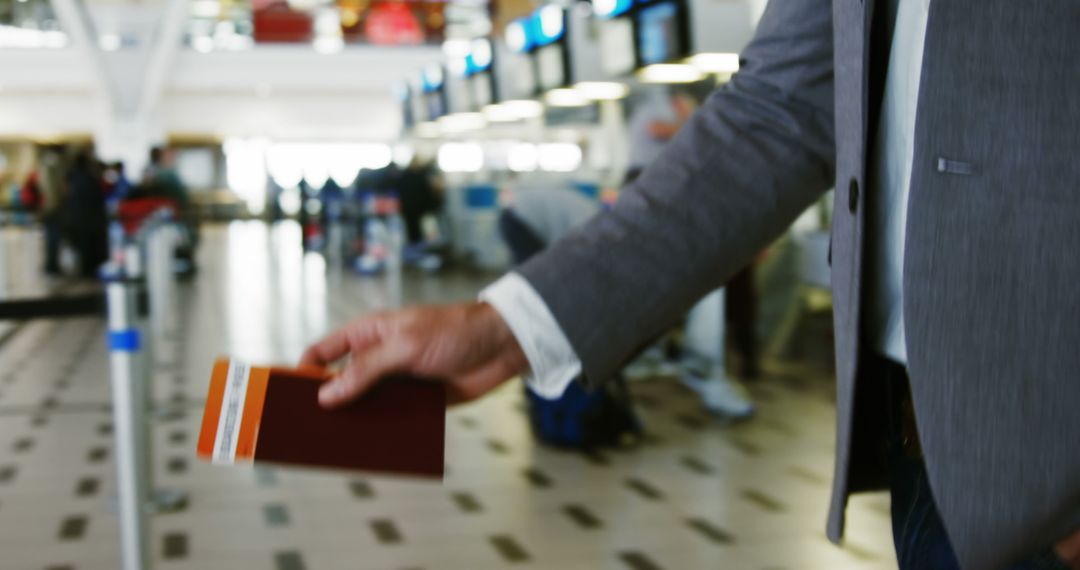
[479,272,581,399]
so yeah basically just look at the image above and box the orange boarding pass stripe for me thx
[196,358,231,460]
[234,366,270,461]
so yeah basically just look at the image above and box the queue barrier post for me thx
[104,263,152,570]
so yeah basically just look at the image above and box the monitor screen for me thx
[536,44,566,91]
[509,53,537,98]
[599,17,636,76]
[471,73,494,108]
[424,90,446,121]
[637,1,682,66]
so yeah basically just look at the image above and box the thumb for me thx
[317,339,414,409]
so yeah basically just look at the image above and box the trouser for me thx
[870,354,1069,570]
[44,214,62,273]
[498,210,546,266]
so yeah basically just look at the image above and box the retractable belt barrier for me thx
[0,208,187,570]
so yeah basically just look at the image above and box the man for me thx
[301,1,1080,568]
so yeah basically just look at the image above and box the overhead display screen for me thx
[636,1,684,65]
[599,17,636,76]
[471,73,494,108]
[536,43,566,91]
[509,53,537,98]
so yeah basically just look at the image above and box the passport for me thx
[197,358,445,478]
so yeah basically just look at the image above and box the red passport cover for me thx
[197,359,445,478]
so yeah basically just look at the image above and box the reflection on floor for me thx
[0,222,896,570]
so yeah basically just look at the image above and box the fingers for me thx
[300,316,384,368]
[318,338,415,408]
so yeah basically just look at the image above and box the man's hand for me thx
[300,302,528,408]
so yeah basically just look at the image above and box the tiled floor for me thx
[0,221,896,569]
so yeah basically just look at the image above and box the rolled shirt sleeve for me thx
[479,272,581,399]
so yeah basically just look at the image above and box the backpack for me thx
[20,173,42,211]
[524,376,643,450]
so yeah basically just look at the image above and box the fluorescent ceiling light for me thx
[482,103,520,123]
[574,81,629,101]
[502,100,544,118]
[505,19,528,53]
[636,63,705,84]
[539,5,565,40]
[415,122,441,138]
[438,112,487,133]
[545,88,589,107]
[483,100,544,122]
[442,39,471,58]
[688,52,740,74]
[471,38,492,68]
[448,56,468,77]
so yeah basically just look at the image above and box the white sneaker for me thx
[679,373,755,420]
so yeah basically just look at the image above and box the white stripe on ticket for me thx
[212,361,251,464]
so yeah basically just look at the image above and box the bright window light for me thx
[303,162,329,190]
[438,143,484,173]
[688,52,740,73]
[593,0,632,18]
[538,143,582,172]
[507,143,539,172]
[637,63,706,84]
[266,146,304,188]
[483,102,543,123]
[192,35,213,53]
[99,33,121,52]
[393,144,415,168]
[224,138,268,215]
[574,81,629,100]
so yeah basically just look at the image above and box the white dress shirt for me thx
[482,0,931,397]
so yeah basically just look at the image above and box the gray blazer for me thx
[517,1,1080,568]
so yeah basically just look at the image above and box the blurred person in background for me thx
[626,85,760,410]
[63,150,107,278]
[35,149,65,276]
[143,145,198,273]
[499,179,598,266]
[397,157,444,271]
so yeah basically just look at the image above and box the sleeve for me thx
[517,0,837,387]
[480,272,582,399]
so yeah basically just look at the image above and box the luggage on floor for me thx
[525,376,643,450]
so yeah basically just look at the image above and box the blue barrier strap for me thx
[108,329,141,352]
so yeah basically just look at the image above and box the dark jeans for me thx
[44,215,62,274]
[499,210,546,265]
[879,356,1068,570]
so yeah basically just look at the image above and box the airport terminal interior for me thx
[1,0,899,568]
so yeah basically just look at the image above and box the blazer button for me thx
[848,178,860,213]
